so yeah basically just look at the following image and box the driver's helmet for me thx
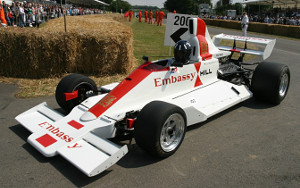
[174,40,192,64]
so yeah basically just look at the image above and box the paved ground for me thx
[0,27,299,188]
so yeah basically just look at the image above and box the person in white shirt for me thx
[241,12,249,36]
[18,3,25,27]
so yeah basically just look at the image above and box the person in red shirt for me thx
[8,10,13,20]
[148,10,153,24]
[138,11,142,22]
[158,10,165,26]
[128,10,133,22]
[144,10,148,23]
[155,10,159,24]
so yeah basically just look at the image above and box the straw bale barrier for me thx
[0,15,135,78]
[203,19,300,39]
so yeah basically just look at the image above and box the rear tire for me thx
[55,74,98,112]
[251,62,290,105]
[134,101,186,158]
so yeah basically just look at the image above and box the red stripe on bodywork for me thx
[88,62,167,118]
[196,18,212,60]
[196,18,206,36]
[194,62,201,73]
[68,120,84,130]
[36,134,57,147]
[194,63,203,87]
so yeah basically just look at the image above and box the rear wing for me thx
[212,34,276,60]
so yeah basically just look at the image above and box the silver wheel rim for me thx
[279,73,289,97]
[160,113,185,152]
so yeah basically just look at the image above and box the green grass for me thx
[124,19,173,63]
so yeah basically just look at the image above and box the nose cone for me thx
[80,111,97,122]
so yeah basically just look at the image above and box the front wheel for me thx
[134,101,186,158]
[55,74,98,112]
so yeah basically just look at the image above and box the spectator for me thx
[148,10,153,24]
[241,12,249,36]
[144,10,148,23]
[155,9,158,24]
[11,2,17,26]
[157,10,165,26]
[0,1,7,26]
[2,1,10,25]
[138,10,142,22]
[18,3,25,28]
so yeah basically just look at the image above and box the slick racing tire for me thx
[55,74,98,113]
[250,62,290,105]
[134,101,187,158]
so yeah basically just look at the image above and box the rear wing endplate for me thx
[212,34,276,60]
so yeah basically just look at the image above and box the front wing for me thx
[15,97,128,177]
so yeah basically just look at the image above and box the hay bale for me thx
[0,14,135,78]
[286,25,300,38]
[248,22,268,34]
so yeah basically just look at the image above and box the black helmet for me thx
[174,40,192,64]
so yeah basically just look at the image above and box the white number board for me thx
[164,13,198,46]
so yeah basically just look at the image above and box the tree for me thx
[109,0,132,13]
[132,5,159,11]
[164,0,194,14]
[233,3,242,15]
[164,0,212,15]
[215,0,229,15]
[215,1,243,16]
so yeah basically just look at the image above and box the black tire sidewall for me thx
[134,101,187,158]
[251,62,290,105]
[55,74,97,112]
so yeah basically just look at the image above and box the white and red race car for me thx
[16,18,290,177]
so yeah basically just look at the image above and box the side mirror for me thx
[142,56,149,62]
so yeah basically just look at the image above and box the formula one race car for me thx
[16,18,290,177]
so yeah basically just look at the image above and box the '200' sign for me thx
[164,13,198,46]
[174,15,191,26]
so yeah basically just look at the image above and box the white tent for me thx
[66,0,110,6]
[94,0,109,6]
[243,0,300,9]
[3,0,13,5]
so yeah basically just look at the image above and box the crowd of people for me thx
[0,1,107,27]
[205,13,300,26]
[205,14,300,26]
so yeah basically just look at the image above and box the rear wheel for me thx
[251,62,290,105]
[55,74,98,112]
[134,101,186,158]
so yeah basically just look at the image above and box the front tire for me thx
[55,74,98,112]
[251,62,290,105]
[134,101,186,158]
